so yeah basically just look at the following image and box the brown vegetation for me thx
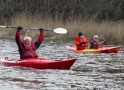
[0,0,124,22]
[0,0,124,44]
[0,14,124,45]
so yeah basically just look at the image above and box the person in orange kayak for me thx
[90,35,106,49]
[15,26,44,59]
[75,32,89,49]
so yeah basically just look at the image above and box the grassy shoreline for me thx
[0,14,124,45]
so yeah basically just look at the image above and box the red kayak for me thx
[0,57,77,69]
[66,46,120,53]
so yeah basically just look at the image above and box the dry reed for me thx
[0,14,124,45]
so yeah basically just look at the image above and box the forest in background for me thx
[1,0,124,22]
[0,0,124,44]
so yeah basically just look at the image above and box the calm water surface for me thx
[0,39,124,90]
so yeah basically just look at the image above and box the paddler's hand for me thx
[101,41,107,45]
[17,26,23,31]
[104,41,107,45]
[39,28,43,33]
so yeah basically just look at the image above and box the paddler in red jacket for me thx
[15,26,44,59]
[90,35,106,49]
[74,32,89,50]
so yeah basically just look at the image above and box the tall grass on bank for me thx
[0,13,124,45]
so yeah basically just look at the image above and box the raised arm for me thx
[15,26,23,48]
[35,28,44,49]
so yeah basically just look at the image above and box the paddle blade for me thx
[53,28,67,34]
[0,25,6,28]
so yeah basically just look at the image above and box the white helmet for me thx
[93,35,98,39]
[24,36,32,41]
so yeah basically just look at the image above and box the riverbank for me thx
[0,14,124,45]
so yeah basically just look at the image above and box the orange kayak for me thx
[0,57,77,69]
[66,46,120,53]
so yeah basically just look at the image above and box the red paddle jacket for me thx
[75,36,89,48]
[15,31,44,59]
[90,40,101,49]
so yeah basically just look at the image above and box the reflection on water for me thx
[0,39,124,90]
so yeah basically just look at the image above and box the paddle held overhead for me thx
[0,25,67,34]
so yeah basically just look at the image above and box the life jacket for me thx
[21,42,38,59]
[75,36,89,48]
[91,40,101,48]
[16,31,44,59]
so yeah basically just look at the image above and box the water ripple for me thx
[0,40,124,90]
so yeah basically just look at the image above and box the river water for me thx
[0,39,124,90]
